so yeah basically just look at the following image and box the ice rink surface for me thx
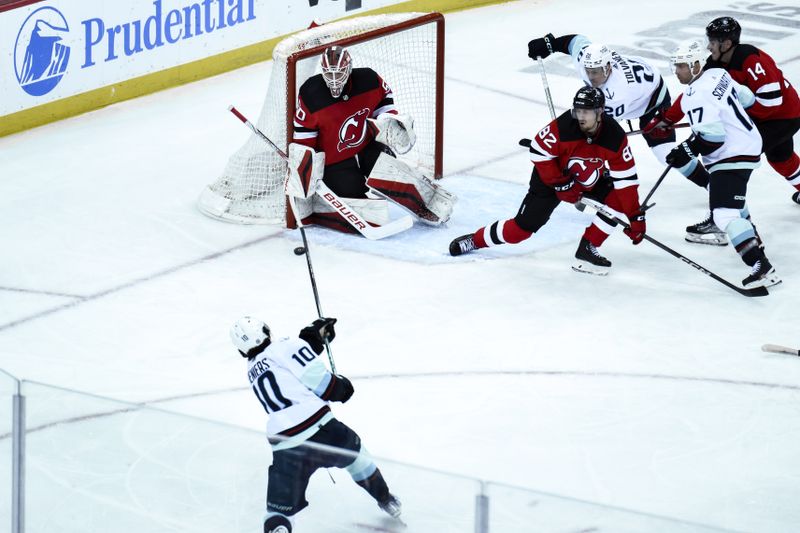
[2,0,800,531]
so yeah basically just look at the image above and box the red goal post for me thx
[199,12,445,226]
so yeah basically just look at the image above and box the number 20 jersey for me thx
[569,35,666,120]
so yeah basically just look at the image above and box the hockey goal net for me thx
[199,12,444,225]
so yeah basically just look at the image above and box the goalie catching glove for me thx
[369,113,416,155]
[286,143,325,199]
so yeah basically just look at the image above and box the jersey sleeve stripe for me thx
[609,166,637,178]
[373,102,397,117]
[529,145,555,162]
[293,131,318,140]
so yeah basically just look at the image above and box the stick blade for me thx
[762,344,800,356]
[740,285,769,297]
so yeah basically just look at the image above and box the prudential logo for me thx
[14,7,71,96]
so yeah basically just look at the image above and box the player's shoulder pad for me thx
[728,44,760,70]
[349,67,382,97]
[595,117,627,152]
[298,74,335,113]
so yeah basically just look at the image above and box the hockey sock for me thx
[583,223,611,248]
[474,219,532,248]
[726,218,760,265]
[355,468,391,504]
[768,154,800,189]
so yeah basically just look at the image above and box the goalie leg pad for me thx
[286,143,325,199]
[301,195,390,234]
[366,153,456,225]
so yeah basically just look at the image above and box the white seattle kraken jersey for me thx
[570,36,666,121]
[246,336,334,439]
[680,68,762,170]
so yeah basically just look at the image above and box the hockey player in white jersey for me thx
[230,316,401,533]
[665,40,780,288]
[528,33,706,184]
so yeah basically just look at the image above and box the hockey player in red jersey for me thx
[705,17,800,204]
[231,316,401,533]
[287,45,454,234]
[449,87,646,276]
[647,16,800,241]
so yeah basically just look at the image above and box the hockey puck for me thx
[293,246,306,256]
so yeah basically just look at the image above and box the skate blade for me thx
[571,262,610,276]
[685,233,728,246]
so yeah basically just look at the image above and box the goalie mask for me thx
[321,45,352,98]
[230,316,271,358]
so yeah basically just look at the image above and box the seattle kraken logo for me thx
[14,7,71,96]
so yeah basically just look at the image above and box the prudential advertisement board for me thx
[0,0,409,121]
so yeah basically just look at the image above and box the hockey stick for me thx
[578,198,769,297]
[761,344,800,356]
[639,133,696,211]
[538,56,557,119]
[287,196,337,373]
[639,164,673,211]
[227,106,412,240]
[627,122,690,136]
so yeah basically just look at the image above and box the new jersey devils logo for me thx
[565,157,606,188]
[337,108,370,152]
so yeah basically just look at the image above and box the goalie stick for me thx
[578,198,769,297]
[227,106,412,240]
[761,344,800,357]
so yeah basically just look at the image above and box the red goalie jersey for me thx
[529,111,641,215]
[293,67,397,165]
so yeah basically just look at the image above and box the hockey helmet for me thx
[706,16,741,44]
[230,316,271,358]
[581,43,612,70]
[670,39,706,67]
[573,86,606,110]
[321,45,352,98]
[582,43,613,87]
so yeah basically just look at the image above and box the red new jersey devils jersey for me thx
[529,111,641,215]
[293,68,397,165]
[707,44,800,122]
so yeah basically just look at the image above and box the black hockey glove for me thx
[325,375,354,403]
[665,140,698,168]
[312,317,337,343]
[300,317,337,353]
[528,33,556,59]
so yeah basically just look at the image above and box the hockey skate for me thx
[685,214,728,246]
[572,237,611,276]
[742,257,782,288]
[792,191,800,206]
[378,494,402,519]
[449,234,477,256]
